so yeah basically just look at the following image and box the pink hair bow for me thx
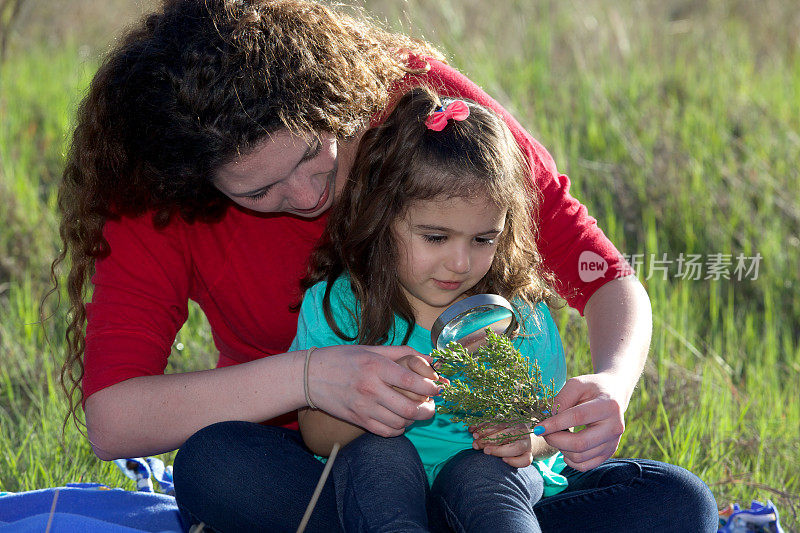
[424,100,470,131]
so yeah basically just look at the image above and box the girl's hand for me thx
[470,423,534,468]
[305,345,444,438]
[532,371,629,472]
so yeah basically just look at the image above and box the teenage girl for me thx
[290,86,567,531]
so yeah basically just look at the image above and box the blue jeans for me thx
[173,421,718,532]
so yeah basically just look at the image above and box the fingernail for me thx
[533,425,545,436]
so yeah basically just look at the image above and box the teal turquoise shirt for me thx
[290,276,568,496]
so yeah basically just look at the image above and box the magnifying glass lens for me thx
[441,312,513,352]
[432,295,518,352]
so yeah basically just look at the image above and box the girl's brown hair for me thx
[303,87,557,346]
[53,0,445,430]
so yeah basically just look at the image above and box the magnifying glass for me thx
[430,294,519,352]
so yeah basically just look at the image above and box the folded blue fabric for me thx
[0,513,158,533]
[0,483,185,532]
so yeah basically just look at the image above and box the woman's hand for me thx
[470,423,534,468]
[305,345,444,438]
[540,275,651,472]
[532,371,629,472]
[393,354,450,401]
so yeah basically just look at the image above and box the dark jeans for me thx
[173,421,718,532]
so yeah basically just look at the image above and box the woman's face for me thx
[214,130,347,218]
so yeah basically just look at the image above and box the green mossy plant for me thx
[432,328,557,443]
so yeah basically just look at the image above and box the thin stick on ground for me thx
[296,442,341,533]
[44,488,59,533]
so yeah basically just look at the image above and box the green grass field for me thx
[1,0,798,529]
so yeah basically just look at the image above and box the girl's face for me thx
[213,129,354,218]
[392,195,507,329]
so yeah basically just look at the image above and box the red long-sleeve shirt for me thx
[83,57,632,427]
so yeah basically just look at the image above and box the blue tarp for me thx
[0,483,185,532]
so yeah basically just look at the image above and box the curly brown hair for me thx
[302,86,557,346]
[52,0,445,430]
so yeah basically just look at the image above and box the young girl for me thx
[290,86,568,531]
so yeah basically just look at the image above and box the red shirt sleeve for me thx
[393,57,633,314]
[83,214,191,402]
